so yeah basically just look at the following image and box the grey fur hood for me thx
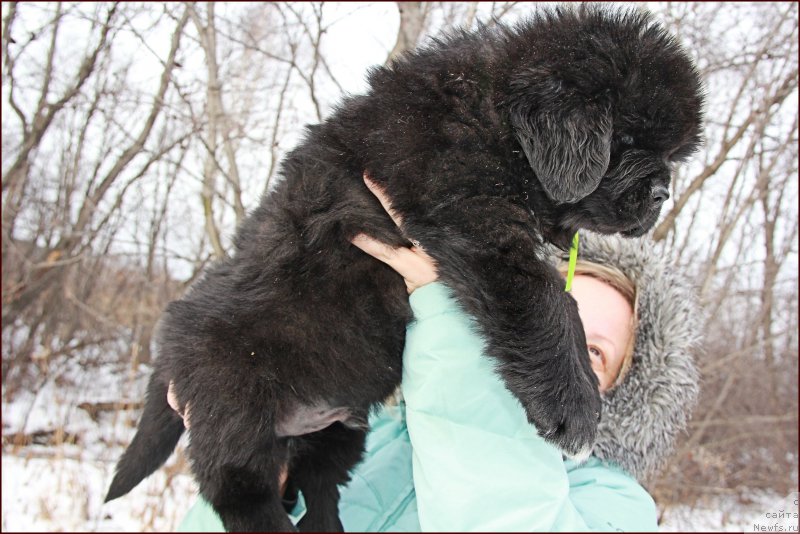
[552,232,703,482]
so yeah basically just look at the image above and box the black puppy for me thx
[106,6,703,532]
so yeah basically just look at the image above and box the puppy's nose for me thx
[652,185,670,204]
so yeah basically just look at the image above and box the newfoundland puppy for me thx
[106,5,703,532]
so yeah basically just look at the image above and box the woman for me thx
[178,177,702,532]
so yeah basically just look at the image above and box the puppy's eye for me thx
[620,134,634,146]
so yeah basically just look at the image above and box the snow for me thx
[660,491,799,532]
[1,357,198,531]
[2,358,793,531]
[2,454,196,532]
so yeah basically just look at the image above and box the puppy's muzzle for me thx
[651,185,670,205]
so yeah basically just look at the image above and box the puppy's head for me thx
[507,6,704,237]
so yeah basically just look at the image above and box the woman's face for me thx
[570,275,633,392]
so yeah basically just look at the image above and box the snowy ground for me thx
[2,356,197,531]
[2,357,795,531]
[660,491,799,532]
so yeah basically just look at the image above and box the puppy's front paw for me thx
[523,342,601,460]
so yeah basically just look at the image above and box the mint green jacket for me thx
[180,282,657,532]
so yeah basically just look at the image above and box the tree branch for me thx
[653,66,798,242]
[2,3,120,194]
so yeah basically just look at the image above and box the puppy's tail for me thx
[105,378,185,502]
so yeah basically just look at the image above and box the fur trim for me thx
[553,232,702,481]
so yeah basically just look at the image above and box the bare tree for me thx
[190,3,235,259]
[645,2,799,507]
[2,3,194,389]
[386,2,426,65]
[2,3,119,242]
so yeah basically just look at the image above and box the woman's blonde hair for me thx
[556,259,639,389]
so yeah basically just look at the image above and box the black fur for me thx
[106,6,703,532]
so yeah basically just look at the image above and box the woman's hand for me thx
[351,174,439,294]
[167,380,191,429]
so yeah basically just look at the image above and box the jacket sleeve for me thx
[402,282,656,532]
[565,457,659,532]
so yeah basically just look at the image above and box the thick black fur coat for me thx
[106,6,703,532]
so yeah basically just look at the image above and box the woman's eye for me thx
[588,346,602,358]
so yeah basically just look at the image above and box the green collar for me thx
[564,232,579,292]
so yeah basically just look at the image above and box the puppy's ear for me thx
[512,99,612,203]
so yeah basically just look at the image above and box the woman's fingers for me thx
[363,173,404,229]
[352,233,413,266]
[167,381,180,413]
[351,233,438,293]
[279,464,289,498]
[359,172,438,293]
[167,381,191,429]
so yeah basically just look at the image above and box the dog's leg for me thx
[190,431,296,533]
[176,365,297,533]
[210,464,297,533]
[405,196,601,458]
[290,422,368,532]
